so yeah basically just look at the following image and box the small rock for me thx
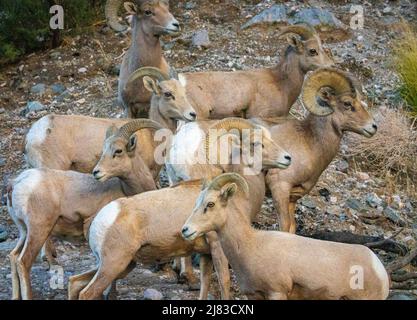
[0,107,5,114]
[50,83,66,95]
[383,207,406,227]
[56,90,71,102]
[346,198,366,213]
[185,2,196,10]
[30,83,46,96]
[300,197,317,210]
[191,29,211,48]
[49,51,61,59]
[78,67,88,73]
[388,293,416,300]
[356,172,370,181]
[330,196,338,204]
[382,7,392,15]
[143,288,163,300]
[391,195,403,209]
[0,158,5,167]
[326,206,341,216]
[0,225,8,242]
[75,98,86,105]
[366,193,383,208]
[319,188,331,201]
[26,101,46,113]
[336,159,349,173]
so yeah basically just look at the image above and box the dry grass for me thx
[393,23,417,115]
[347,107,417,195]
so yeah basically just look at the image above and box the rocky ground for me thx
[0,0,416,300]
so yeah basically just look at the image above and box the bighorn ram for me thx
[7,120,163,300]
[265,68,378,233]
[105,0,181,117]
[25,70,193,173]
[67,120,291,300]
[166,118,291,184]
[182,173,389,300]
[127,24,334,119]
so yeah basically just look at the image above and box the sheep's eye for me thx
[309,49,318,56]
[144,10,153,16]
[344,101,352,109]
[164,92,173,99]
[207,202,215,208]
[114,149,123,157]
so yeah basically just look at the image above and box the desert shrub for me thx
[393,23,417,114]
[347,107,417,194]
[0,0,105,65]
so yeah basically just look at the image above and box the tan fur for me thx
[182,174,389,300]
[180,34,333,119]
[8,124,160,299]
[266,72,377,233]
[116,1,180,118]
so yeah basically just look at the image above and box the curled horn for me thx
[126,67,170,88]
[278,24,316,41]
[116,119,164,141]
[301,68,357,117]
[207,173,249,196]
[205,118,257,161]
[105,0,127,32]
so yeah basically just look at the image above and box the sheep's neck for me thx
[216,200,256,269]
[130,16,163,71]
[304,114,343,170]
[119,157,157,196]
[273,49,305,112]
[149,101,176,132]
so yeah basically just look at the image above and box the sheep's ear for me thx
[287,35,304,52]
[127,134,138,153]
[143,76,161,95]
[124,2,138,15]
[220,183,237,203]
[105,125,118,139]
[317,87,336,109]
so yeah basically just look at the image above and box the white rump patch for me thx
[25,116,52,166]
[178,73,187,87]
[12,169,43,219]
[89,201,121,260]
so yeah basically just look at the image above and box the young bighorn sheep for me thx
[25,71,193,173]
[265,68,378,233]
[68,121,291,300]
[7,120,163,300]
[105,0,180,117]
[182,173,389,300]
[127,25,333,120]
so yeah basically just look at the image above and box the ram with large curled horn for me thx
[160,24,334,122]
[105,0,181,118]
[265,67,378,233]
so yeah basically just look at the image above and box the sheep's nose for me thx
[372,123,378,131]
[181,226,189,235]
[172,22,180,29]
[93,169,100,177]
[285,155,292,162]
[189,112,196,119]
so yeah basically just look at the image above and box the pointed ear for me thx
[220,183,237,204]
[143,76,161,95]
[127,134,138,153]
[124,2,138,15]
[287,35,304,53]
[105,125,118,139]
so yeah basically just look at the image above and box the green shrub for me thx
[0,0,105,66]
[393,24,417,115]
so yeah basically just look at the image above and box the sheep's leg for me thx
[206,231,231,300]
[179,257,199,291]
[268,292,288,300]
[9,224,27,300]
[17,223,55,300]
[41,237,58,268]
[199,255,213,300]
[288,201,297,234]
[268,180,291,233]
[103,261,137,300]
[68,268,97,300]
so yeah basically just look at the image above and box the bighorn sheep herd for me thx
[6,0,389,300]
